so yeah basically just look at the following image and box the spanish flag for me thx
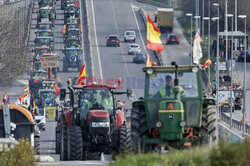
[146,55,152,67]
[62,25,66,35]
[77,64,86,86]
[54,83,60,96]
[24,85,28,92]
[202,59,212,68]
[74,0,77,8]
[1,92,7,104]
[146,13,164,54]
[33,98,38,116]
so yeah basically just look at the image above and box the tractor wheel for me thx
[68,126,83,160]
[60,115,68,161]
[131,106,147,153]
[87,152,102,160]
[201,105,218,146]
[34,137,40,155]
[118,124,132,153]
[56,130,60,154]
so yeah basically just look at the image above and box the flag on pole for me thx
[146,13,164,54]
[62,25,66,35]
[193,29,203,64]
[146,55,152,67]
[202,59,212,68]
[16,93,23,105]
[54,83,60,96]
[74,0,77,8]
[1,92,7,104]
[33,98,38,116]
[77,64,86,86]
[24,85,28,92]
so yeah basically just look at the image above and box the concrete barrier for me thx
[0,138,19,152]
[218,122,244,143]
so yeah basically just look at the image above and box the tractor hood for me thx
[89,110,109,118]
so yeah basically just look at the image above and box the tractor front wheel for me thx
[68,126,83,160]
[201,105,218,146]
[131,106,147,153]
[60,115,68,161]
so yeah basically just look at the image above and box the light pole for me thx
[227,14,234,129]
[186,13,193,65]
[203,17,211,83]
[235,0,238,51]
[202,0,204,44]
[238,15,247,135]
[225,0,228,62]
[213,2,220,119]
[194,15,201,32]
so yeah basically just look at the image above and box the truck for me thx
[155,8,174,33]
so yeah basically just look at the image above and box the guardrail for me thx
[221,112,250,135]
[139,8,163,66]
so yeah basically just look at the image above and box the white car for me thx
[128,43,141,55]
[124,31,136,42]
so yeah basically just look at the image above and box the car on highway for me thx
[237,49,250,62]
[106,35,120,47]
[133,52,146,64]
[128,43,141,55]
[166,33,180,45]
[124,31,136,42]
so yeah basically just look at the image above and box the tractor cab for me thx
[64,28,81,41]
[33,46,50,56]
[66,18,80,26]
[37,21,54,30]
[131,64,217,152]
[38,7,55,21]
[64,37,81,48]
[39,89,56,107]
[66,23,81,31]
[42,80,56,90]
[34,37,53,51]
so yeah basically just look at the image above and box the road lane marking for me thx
[91,0,103,79]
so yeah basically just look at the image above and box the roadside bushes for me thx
[0,138,35,166]
[110,138,250,166]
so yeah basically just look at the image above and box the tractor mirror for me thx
[60,89,66,101]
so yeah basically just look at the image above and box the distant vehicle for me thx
[166,33,180,45]
[124,31,136,42]
[133,52,146,64]
[237,49,250,62]
[106,35,120,47]
[155,8,174,32]
[128,43,141,55]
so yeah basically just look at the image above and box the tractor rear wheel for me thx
[119,124,132,153]
[87,152,102,160]
[201,105,218,146]
[55,130,60,154]
[131,106,147,153]
[60,115,68,161]
[68,126,83,160]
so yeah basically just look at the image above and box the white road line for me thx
[91,0,103,80]
[131,3,146,52]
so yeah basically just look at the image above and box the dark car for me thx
[106,35,120,47]
[166,33,180,45]
[237,49,250,62]
[133,52,146,64]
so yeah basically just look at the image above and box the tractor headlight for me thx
[92,122,109,128]
[146,68,153,75]
[156,121,162,128]
[180,121,186,127]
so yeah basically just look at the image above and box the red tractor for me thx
[56,81,132,160]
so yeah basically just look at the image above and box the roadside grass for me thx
[110,139,250,166]
[0,138,35,166]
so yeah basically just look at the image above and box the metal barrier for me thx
[221,112,250,135]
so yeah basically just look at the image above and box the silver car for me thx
[124,31,136,42]
[128,43,141,55]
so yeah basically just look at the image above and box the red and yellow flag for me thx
[146,55,152,67]
[77,64,86,86]
[62,25,66,35]
[202,59,212,68]
[33,98,38,116]
[54,83,60,96]
[24,85,28,92]
[74,0,77,8]
[146,13,164,54]
[1,92,7,104]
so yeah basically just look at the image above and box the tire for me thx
[60,115,68,161]
[133,39,135,43]
[87,152,101,160]
[34,137,40,155]
[56,131,60,154]
[201,105,218,146]
[68,126,83,160]
[131,106,147,153]
[118,124,132,153]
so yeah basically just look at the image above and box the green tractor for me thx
[131,62,218,152]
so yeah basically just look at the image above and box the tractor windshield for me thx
[37,32,50,37]
[36,38,50,46]
[37,48,49,55]
[65,39,80,47]
[40,91,54,100]
[79,89,113,112]
[148,72,199,99]
[68,30,79,37]
[65,49,80,56]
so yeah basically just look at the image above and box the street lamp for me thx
[186,13,193,65]
[227,13,234,129]
[238,15,247,135]
[213,2,220,119]
[194,16,201,32]
[203,17,211,83]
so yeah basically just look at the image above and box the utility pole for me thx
[225,0,228,62]
[202,0,204,44]
[195,0,199,32]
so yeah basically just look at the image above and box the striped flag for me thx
[193,29,203,64]
[77,64,86,86]
[1,92,7,104]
